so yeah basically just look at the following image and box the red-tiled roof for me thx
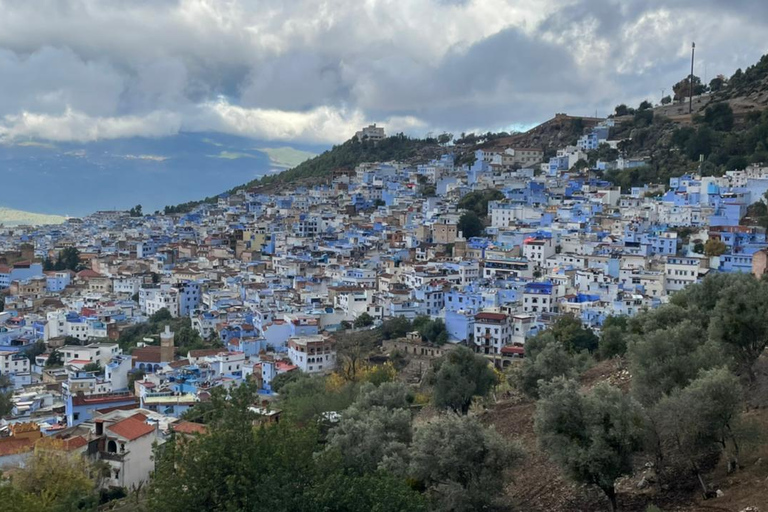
[76,269,102,279]
[107,416,155,441]
[0,437,34,456]
[276,362,298,372]
[172,421,208,435]
[131,346,168,363]
[475,312,507,321]
[58,436,88,451]
[501,345,525,355]
[189,348,226,358]
[71,393,138,407]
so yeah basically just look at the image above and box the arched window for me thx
[139,363,145,371]
[107,440,117,453]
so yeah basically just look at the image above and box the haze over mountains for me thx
[0,133,320,219]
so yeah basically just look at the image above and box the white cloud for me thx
[0,109,182,142]
[0,100,428,144]
[0,0,765,143]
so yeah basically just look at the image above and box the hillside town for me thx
[2,117,768,498]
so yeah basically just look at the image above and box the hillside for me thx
[169,52,768,213]
[483,113,604,153]
[165,133,444,213]
[485,357,768,512]
[0,207,66,226]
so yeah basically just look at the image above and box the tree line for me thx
[515,272,768,511]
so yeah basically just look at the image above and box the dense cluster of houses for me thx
[3,119,768,489]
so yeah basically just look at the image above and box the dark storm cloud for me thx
[0,0,765,143]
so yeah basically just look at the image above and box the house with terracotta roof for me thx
[93,411,159,489]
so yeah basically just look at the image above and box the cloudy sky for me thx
[0,0,766,145]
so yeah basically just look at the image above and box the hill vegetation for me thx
[604,54,768,190]
[164,134,442,214]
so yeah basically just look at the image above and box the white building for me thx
[355,124,386,142]
[472,312,512,355]
[664,256,705,293]
[523,238,557,268]
[95,411,160,490]
[0,349,30,376]
[139,284,180,317]
[62,343,122,368]
[287,335,336,374]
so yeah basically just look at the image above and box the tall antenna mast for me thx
[689,42,696,114]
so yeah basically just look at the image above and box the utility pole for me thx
[689,42,696,114]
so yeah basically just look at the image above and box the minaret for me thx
[160,325,175,362]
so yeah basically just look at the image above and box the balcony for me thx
[99,450,126,462]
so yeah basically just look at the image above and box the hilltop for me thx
[168,52,768,214]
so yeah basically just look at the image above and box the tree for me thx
[535,379,646,512]
[709,75,726,93]
[457,212,484,239]
[437,133,453,145]
[726,155,748,171]
[327,382,413,473]
[412,316,449,345]
[703,238,727,256]
[381,317,412,340]
[673,74,706,101]
[24,340,46,365]
[655,368,744,495]
[456,189,503,218]
[708,276,768,380]
[599,325,628,359]
[271,370,301,393]
[151,381,425,512]
[428,346,498,414]
[638,100,653,111]
[11,443,97,509]
[353,312,374,329]
[409,414,522,512]
[129,204,143,217]
[127,370,145,390]
[279,374,358,423]
[335,330,380,381]
[614,104,633,116]
[549,314,599,354]
[0,374,13,417]
[572,158,590,172]
[54,247,82,272]
[628,321,723,406]
[44,349,63,368]
[517,333,583,398]
[702,102,734,131]
[149,308,173,323]
[82,362,102,373]
[661,95,672,105]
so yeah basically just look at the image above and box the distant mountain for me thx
[0,206,66,226]
[0,133,321,217]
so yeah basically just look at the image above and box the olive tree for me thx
[535,378,646,512]
[410,414,522,512]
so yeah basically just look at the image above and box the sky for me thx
[0,0,766,145]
